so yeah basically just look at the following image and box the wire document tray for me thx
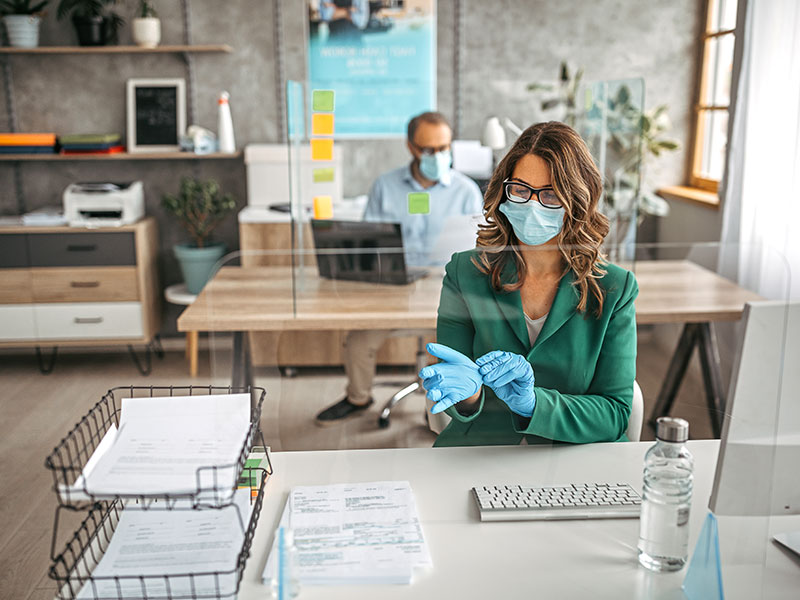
[45,385,269,510]
[48,467,268,600]
[44,385,271,561]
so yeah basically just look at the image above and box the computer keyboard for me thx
[472,483,642,521]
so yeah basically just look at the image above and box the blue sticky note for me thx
[682,512,724,600]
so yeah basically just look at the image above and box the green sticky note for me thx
[313,167,335,183]
[408,192,430,215]
[312,90,335,112]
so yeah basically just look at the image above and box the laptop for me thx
[310,219,428,285]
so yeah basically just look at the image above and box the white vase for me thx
[132,17,161,48]
[3,15,41,49]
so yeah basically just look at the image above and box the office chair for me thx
[627,380,644,442]
[377,331,430,429]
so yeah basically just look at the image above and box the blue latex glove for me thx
[419,343,483,415]
[476,351,536,417]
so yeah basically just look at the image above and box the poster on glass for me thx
[307,0,437,137]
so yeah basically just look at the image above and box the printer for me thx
[63,181,145,227]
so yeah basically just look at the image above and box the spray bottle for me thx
[217,91,236,153]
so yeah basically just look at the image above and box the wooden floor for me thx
[0,325,712,599]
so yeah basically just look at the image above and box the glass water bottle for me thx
[638,417,694,572]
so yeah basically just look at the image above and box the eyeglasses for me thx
[411,141,450,156]
[503,179,562,209]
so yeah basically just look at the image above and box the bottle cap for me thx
[655,417,689,443]
[218,91,230,105]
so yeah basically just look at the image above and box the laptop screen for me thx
[310,219,408,283]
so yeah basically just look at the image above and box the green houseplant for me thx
[56,0,124,46]
[0,0,49,48]
[582,84,679,258]
[162,177,237,294]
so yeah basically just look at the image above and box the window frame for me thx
[690,1,737,193]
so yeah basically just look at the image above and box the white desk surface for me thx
[239,441,800,599]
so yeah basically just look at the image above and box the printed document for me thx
[75,488,253,599]
[82,393,251,499]
[263,481,431,585]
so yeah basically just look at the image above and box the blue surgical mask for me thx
[419,150,452,184]
[499,200,565,246]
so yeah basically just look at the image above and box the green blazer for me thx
[434,249,638,447]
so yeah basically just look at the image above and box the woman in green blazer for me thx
[420,121,638,447]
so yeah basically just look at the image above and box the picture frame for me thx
[126,78,186,153]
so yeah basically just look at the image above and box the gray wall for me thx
[0,0,707,335]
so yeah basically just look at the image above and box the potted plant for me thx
[0,0,49,48]
[582,84,679,258]
[162,177,237,294]
[131,0,158,48]
[56,0,124,46]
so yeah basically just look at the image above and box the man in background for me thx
[316,111,484,425]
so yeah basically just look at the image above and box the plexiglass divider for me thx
[195,240,797,596]
[577,78,645,262]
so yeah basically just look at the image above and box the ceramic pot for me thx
[173,242,227,295]
[72,15,113,46]
[2,15,40,48]
[132,17,160,48]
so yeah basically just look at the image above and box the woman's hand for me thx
[419,343,483,415]
[476,351,536,417]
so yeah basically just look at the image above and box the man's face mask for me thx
[419,150,452,184]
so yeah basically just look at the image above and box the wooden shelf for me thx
[657,185,720,209]
[0,151,242,161]
[0,44,233,55]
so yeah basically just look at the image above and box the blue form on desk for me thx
[683,512,725,600]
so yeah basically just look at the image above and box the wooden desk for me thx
[177,260,761,432]
[238,441,800,599]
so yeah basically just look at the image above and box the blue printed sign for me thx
[308,0,437,138]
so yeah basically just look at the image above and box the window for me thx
[691,0,739,193]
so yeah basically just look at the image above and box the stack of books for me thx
[59,133,124,155]
[0,133,57,154]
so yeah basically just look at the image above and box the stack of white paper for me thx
[74,488,253,599]
[22,206,67,226]
[69,393,251,502]
[262,481,432,586]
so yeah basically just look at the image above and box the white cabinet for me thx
[0,305,37,341]
[0,218,159,348]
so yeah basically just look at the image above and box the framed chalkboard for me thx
[126,78,186,153]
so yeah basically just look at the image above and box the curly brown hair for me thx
[474,121,610,317]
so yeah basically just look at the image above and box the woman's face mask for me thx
[419,150,452,184]
[499,200,565,246]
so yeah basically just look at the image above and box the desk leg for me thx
[187,331,199,377]
[232,331,253,390]
[696,323,724,438]
[648,324,699,428]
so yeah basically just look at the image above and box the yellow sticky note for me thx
[312,113,335,136]
[311,138,334,161]
[313,196,333,219]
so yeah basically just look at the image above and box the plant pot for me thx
[72,15,113,46]
[2,15,41,48]
[173,242,227,295]
[132,17,160,48]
